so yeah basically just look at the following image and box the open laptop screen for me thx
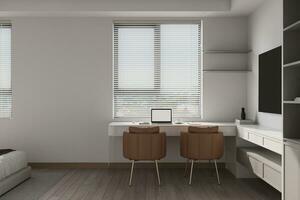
[151,109,172,123]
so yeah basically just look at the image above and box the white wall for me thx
[247,0,283,130]
[202,17,248,122]
[0,17,248,162]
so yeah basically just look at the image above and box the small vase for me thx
[241,108,246,120]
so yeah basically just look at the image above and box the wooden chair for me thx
[123,126,166,186]
[180,126,224,184]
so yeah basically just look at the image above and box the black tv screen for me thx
[259,46,282,114]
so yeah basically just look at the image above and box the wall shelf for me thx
[283,31,300,64]
[284,20,300,32]
[284,104,300,139]
[283,0,300,140]
[284,0,300,138]
[283,60,300,68]
[203,50,251,54]
[284,0,300,29]
[284,66,300,101]
[203,69,251,72]
[284,101,300,104]
[283,1,300,199]
[284,138,300,146]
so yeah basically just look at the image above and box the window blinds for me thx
[113,23,201,118]
[0,23,11,118]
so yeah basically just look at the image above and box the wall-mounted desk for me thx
[108,121,283,189]
[237,125,283,192]
[109,122,237,136]
[108,121,237,175]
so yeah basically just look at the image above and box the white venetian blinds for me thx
[0,23,11,118]
[113,23,201,118]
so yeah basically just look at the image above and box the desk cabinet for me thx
[248,132,263,146]
[284,140,300,200]
[237,147,282,191]
[249,156,263,178]
[237,125,283,155]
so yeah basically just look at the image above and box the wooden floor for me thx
[0,168,281,200]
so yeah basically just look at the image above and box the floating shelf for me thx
[283,30,300,64]
[284,103,300,139]
[284,138,300,146]
[284,0,300,29]
[203,69,251,72]
[283,60,300,68]
[284,20,300,32]
[203,50,251,54]
[284,65,300,101]
[284,101,300,104]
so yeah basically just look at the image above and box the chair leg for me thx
[214,160,220,185]
[189,160,194,185]
[209,160,213,176]
[184,159,189,177]
[155,160,161,185]
[129,160,135,186]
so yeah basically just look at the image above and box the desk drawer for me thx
[248,132,263,146]
[238,128,248,140]
[249,156,263,178]
[263,138,282,155]
[263,164,281,191]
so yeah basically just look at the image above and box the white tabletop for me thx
[109,121,236,127]
[108,121,237,136]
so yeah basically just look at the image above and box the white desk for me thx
[108,121,284,182]
[108,121,237,176]
[109,122,237,136]
[236,124,283,191]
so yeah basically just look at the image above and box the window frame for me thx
[112,21,203,120]
[0,22,12,119]
[113,24,161,93]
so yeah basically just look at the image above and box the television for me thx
[259,46,282,114]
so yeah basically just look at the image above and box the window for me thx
[0,23,11,118]
[113,23,201,118]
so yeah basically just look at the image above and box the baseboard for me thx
[28,162,109,169]
[29,162,225,169]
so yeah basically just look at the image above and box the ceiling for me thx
[230,0,266,15]
[0,0,267,17]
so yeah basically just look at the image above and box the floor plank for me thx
[0,168,281,200]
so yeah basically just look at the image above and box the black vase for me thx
[241,108,246,120]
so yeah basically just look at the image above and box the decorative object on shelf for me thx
[295,97,300,102]
[241,107,246,120]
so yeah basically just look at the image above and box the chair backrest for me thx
[180,126,224,160]
[129,126,159,134]
[188,126,219,134]
[123,126,166,161]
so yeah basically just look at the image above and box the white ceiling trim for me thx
[0,11,254,18]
